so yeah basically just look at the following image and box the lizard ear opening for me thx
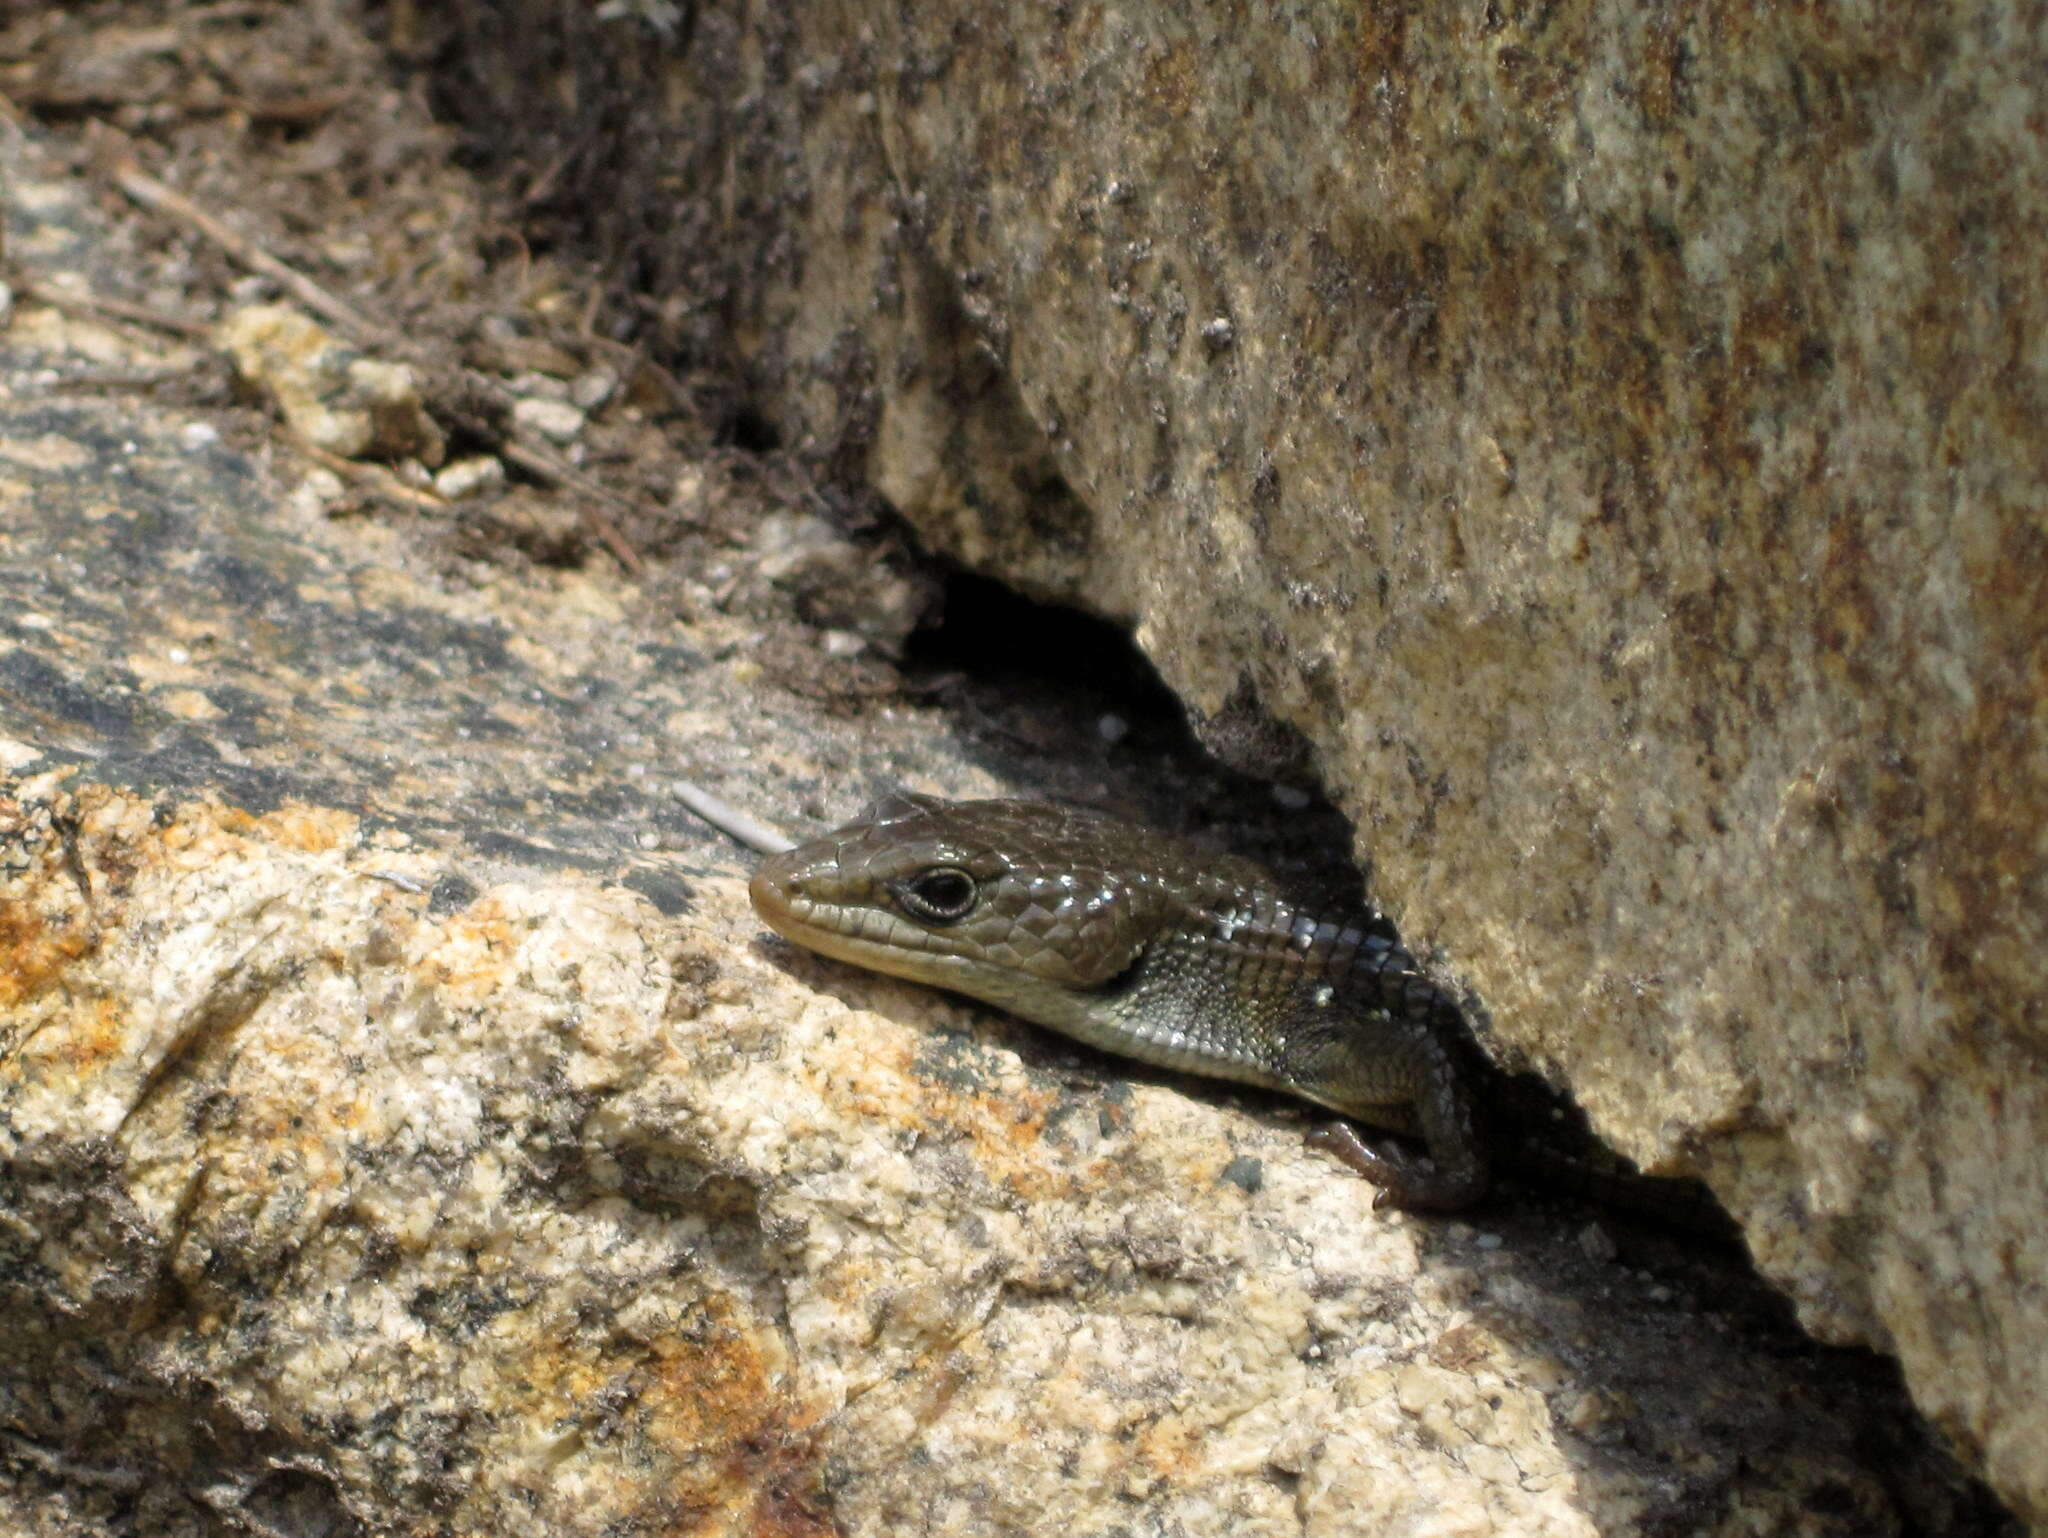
[859,791,947,825]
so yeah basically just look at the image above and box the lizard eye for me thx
[893,866,979,925]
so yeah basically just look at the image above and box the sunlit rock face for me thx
[433,4,2048,1525]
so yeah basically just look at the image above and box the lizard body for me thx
[748,793,1486,1211]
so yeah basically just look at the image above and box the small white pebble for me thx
[821,629,866,658]
[570,368,618,411]
[1097,713,1130,744]
[166,647,190,665]
[512,396,586,443]
[1270,784,1312,810]
[434,455,507,500]
[1475,1232,1504,1250]
[508,371,570,402]
[287,467,347,519]
[596,0,683,32]
[178,422,220,451]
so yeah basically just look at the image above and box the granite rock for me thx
[431,3,2048,1524]
[0,775,1999,1537]
[0,110,2012,1535]
[219,304,446,467]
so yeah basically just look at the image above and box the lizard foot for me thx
[1305,1121,1487,1212]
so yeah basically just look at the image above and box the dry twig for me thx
[101,143,390,345]
[17,277,213,341]
[301,444,452,513]
[93,130,647,574]
[671,780,795,856]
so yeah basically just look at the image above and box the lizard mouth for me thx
[745,848,805,931]
[749,854,937,981]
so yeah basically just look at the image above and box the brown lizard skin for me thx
[749,793,1488,1211]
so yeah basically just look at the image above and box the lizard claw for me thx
[1306,1119,1486,1213]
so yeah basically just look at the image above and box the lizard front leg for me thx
[1294,1017,1488,1212]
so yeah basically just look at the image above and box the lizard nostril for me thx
[749,851,806,917]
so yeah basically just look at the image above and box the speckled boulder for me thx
[0,110,2013,1535]
[435,4,2048,1525]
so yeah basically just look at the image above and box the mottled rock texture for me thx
[434,2,2048,1525]
[0,780,1982,1538]
[0,114,2013,1536]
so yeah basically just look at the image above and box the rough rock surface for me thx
[0,780,1985,1538]
[0,115,2015,1535]
[431,3,2048,1524]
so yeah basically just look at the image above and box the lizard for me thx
[741,791,1488,1212]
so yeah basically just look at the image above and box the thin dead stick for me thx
[498,437,644,574]
[98,136,648,575]
[672,780,794,856]
[301,444,451,513]
[47,366,187,391]
[103,148,391,346]
[18,277,213,340]
[183,1,278,23]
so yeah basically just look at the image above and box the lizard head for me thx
[749,796,1199,1021]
